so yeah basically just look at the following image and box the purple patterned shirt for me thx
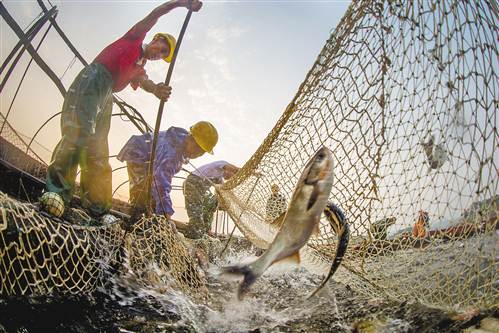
[117,127,188,215]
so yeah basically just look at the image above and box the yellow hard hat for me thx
[154,33,176,63]
[190,121,218,154]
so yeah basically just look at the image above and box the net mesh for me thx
[0,0,497,312]
[217,0,498,311]
[0,114,47,180]
[125,216,208,295]
[0,192,206,296]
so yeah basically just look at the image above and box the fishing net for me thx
[125,216,208,295]
[0,0,497,312]
[0,191,122,295]
[0,114,47,180]
[0,192,206,296]
[217,0,498,311]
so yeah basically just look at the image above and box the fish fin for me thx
[275,251,301,265]
[270,212,286,228]
[221,264,258,300]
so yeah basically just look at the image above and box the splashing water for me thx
[1,240,495,333]
[97,248,352,332]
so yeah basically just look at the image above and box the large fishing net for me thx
[0,191,207,296]
[0,0,497,312]
[0,191,122,295]
[217,0,498,311]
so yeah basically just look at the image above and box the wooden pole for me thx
[146,3,194,214]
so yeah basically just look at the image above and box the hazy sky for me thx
[1,0,351,221]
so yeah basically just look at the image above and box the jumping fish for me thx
[222,146,335,300]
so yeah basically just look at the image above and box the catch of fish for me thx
[222,146,349,299]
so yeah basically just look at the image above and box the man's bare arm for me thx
[136,76,172,100]
[134,0,202,35]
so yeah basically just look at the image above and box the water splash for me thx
[1,240,489,332]
[98,246,345,332]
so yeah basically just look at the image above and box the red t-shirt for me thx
[94,25,148,92]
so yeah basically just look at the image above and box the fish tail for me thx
[308,202,350,299]
[222,264,260,300]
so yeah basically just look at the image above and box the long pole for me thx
[2,19,55,136]
[116,2,194,268]
[146,2,194,215]
[0,5,57,77]
[0,3,65,95]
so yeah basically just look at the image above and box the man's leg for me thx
[184,175,207,239]
[201,193,218,235]
[46,63,113,213]
[80,95,113,217]
[45,66,95,204]
[45,130,80,204]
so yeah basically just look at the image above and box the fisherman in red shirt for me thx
[44,0,202,220]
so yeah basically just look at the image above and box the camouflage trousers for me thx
[183,174,218,239]
[46,63,113,217]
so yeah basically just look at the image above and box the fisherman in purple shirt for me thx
[183,160,239,238]
[117,121,218,223]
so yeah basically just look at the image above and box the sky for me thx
[1,0,351,223]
